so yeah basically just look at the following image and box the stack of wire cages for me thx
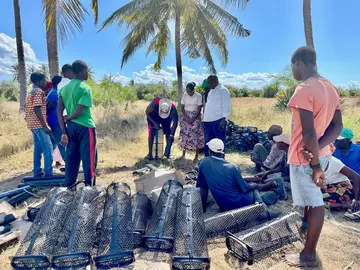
[226,212,303,265]
[205,203,270,239]
[172,187,210,270]
[143,180,183,252]
[51,186,105,269]
[132,192,150,248]
[11,188,74,269]
[94,183,135,269]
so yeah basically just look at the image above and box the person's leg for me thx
[147,124,156,159]
[79,126,97,186]
[252,143,269,171]
[65,122,81,187]
[249,181,277,191]
[203,121,215,156]
[52,125,66,161]
[31,129,42,176]
[36,128,53,176]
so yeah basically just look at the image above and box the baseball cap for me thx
[273,134,290,145]
[159,98,172,119]
[207,138,224,154]
[337,128,354,140]
[200,79,208,89]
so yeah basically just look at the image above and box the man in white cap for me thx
[196,138,286,212]
[145,97,178,159]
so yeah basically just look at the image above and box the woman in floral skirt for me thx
[179,82,204,162]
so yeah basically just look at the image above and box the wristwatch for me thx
[310,163,321,169]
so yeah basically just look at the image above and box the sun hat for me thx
[200,79,208,89]
[273,134,290,145]
[159,98,172,119]
[207,138,224,154]
[337,128,354,140]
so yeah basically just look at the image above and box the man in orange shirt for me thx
[284,47,343,267]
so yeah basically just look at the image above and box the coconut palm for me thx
[303,0,314,48]
[13,0,27,111]
[42,0,99,77]
[99,0,250,107]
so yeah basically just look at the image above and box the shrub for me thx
[0,81,19,101]
[249,89,263,97]
[348,83,360,97]
[262,83,279,98]
[275,86,296,111]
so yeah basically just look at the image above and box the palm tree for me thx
[42,0,99,77]
[11,63,19,82]
[303,0,314,48]
[13,0,27,112]
[99,0,250,107]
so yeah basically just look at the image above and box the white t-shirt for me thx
[324,156,349,185]
[181,92,202,112]
[57,78,71,116]
[203,84,231,122]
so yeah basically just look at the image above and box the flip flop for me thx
[344,211,360,222]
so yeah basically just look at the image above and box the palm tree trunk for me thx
[175,10,183,111]
[46,5,59,78]
[303,0,314,48]
[13,0,27,112]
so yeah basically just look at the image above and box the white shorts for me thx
[290,156,330,207]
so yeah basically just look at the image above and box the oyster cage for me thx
[205,203,270,239]
[51,186,105,269]
[226,212,303,265]
[94,183,135,269]
[11,188,74,270]
[132,192,150,248]
[172,187,210,270]
[143,180,183,252]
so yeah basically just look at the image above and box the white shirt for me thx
[181,92,202,112]
[324,156,349,185]
[57,78,70,93]
[203,84,231,122]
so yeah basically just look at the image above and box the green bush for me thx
[248,89,263,97]
[263,83,279,98]
[275,86,296,111]
[0,81,19,101]
[348,83,360,97]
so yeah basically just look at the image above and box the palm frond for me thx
[213,0,250,9]
[92,0,99,24]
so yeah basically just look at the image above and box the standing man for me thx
[203,75,231,156]
[57,60,97,187]
[284,46,342,267]
[25,73,53,176]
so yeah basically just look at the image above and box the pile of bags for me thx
[226,120,268,152]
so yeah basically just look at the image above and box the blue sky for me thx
[0,0,359,88]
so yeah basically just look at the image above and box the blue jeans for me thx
[203,119,226,156]
[50,125,66,161]
[32,128,53,176]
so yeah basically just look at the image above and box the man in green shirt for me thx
[57,60,97,187]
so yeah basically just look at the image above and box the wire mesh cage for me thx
[132,192,150,248]
[94,183,135,269]
[205,203,270,239]
[226,212,303,265]
[11,188,74,270]
[51,186,105,269]
[143,180,183,252]
[172,187,210,270]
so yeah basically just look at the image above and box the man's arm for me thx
[340,166,360,201]
[234,165,251,193]
[57,97,66,134]
[145,100,160,128]
[318,110,343,150]
[65,105,86,121]
[46,101,57,114]
[221,88,231,120]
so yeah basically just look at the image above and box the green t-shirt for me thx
[59,79,96,128]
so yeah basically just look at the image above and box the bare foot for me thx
[284,253,319,267]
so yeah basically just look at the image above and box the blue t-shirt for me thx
[46,88,59,128]
[196,156,253,212]
[333,143,360,175]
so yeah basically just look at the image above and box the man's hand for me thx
[219,118,227,131]
[60,134,69,146]
[44,126,52,134]
[301,147,314,162]
[255,171,268,181]
[312,167,325,188]
[154,122,161,130]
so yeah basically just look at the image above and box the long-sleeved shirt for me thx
[203,84,231,122]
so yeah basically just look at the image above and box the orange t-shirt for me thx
[288,77,340,165]
[25,87,47,130]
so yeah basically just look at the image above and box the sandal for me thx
[344,210,360,222]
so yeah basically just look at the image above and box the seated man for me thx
[197,139,287,212]
[251,125,284,172]
[333,128,360,176]
[145,97,178,159]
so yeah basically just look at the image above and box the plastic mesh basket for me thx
[205,203,270,239]
[172,187,210,270]
[143,180,183,252]
[51,186,105,269]
[226,212,303,265]
[11,188,74,270]
[94,183,135,269]
[132,192,150,248]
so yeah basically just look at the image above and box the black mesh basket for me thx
[226,212,303,265]
[205,203,270,239]
[11,188,74,270]
[132,192,150,248]
[172,187,210,270]
[143,180,183,252]
[94,183,135,269]
[51,186,105,269]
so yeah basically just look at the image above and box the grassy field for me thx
[0,98,360,269]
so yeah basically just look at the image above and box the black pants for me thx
[66,121,97,187]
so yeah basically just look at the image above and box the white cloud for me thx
[200,66,207,70]
[0,33,43,77]
[167,66,195,73]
